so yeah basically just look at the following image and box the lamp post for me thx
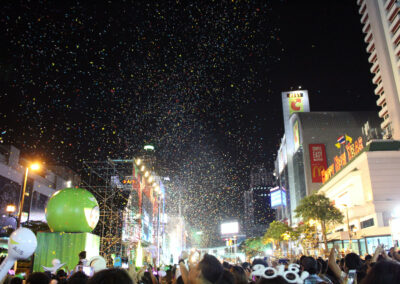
[17,163,40,227]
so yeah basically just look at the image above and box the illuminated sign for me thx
[309,144,327,183]
[288,92,304,115]
[221,222,239,235]
[144,145,155,151]
[293,120,300,151]
[271,188,287,208]
[287,93,304,98]
[322,137,364,183]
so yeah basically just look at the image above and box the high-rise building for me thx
[357,0,400,139]
[243,190,255,237]
[280,90,311,224]
[250,166,275,224]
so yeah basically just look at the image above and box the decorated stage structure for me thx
[33,187,100,272]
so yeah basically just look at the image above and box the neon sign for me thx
[321,137,364,183]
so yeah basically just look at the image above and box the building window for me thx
[361,218,374,229]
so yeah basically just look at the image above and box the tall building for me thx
[243,190,255,237]
[357,0,400,139]
[280,90,311,224]
[275,110,381,224]
[244,165,276,237]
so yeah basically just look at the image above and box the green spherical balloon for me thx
[45,188,99,233]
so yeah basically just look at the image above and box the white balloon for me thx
[89,256,107,272]
[0,228,37,282]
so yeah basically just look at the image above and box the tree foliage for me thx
[264,221,292,242]
[294,193,343,225]
[240,236,268,258]
[294,193,344,252]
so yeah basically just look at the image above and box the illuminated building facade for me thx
[275,107,381,223]
[357,0,400,139]
[318,140,400,255]
[244,165,276,237]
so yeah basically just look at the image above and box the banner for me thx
[309,144,327,183]
[293,120,300,151]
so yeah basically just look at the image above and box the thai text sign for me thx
[309,144,327,183]
[322,137,364,183]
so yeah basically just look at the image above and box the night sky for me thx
[0,0,378,246]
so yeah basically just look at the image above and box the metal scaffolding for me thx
[80,159,136,262]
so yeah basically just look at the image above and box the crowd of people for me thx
[3,244,400,284]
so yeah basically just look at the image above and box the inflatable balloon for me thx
[89,255,107,272]
[0,228,37,281]
[46,188,99,232]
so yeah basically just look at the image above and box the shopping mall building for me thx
[318,140,400,255]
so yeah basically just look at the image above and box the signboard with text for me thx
[308,144,327,183]
[321,137,364,183]
[287,92,305,115]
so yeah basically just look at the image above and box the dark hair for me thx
[27,272,51,284]
[79,251,87,259]
[67,271,88,284]
[345,253,361,270]
[252,258,268,268]
[223,261,232,270]
[241,262,251,272]
[139,272,153,284]
[255,276,288,284]
[87,268,132,284]
[326,265,340,284]
[365,255,372,261]
[199,254,234,284]
[302,257,318,275]
[360,260,400,284]
[176,276,184,284]
[317,258,328,274]
[231,266,247,284]
[10,278,23,284]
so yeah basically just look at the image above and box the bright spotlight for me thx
[30,163,41,171]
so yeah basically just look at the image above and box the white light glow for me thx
[221,222,239,235]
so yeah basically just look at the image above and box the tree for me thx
[264,221,293,256]
[295,193,344,253]
[240,236,269,259]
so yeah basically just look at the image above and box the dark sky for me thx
[0,0,378,246]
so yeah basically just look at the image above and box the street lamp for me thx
[6,204,16,215]
[17,163,41,227]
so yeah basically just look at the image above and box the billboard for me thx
[309,144,327,183]
[277,138,288,174]
[270,187,287,208]
[220,221,239,235]
[293,120,300,152]
[287,92,305,115]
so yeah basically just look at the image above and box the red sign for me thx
[309,144,327,183]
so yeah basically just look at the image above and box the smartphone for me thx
[347,269,356,284]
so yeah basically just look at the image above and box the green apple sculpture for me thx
[45,188,99,232]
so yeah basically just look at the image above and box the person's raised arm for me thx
[328,245,343,280]
[371,244,384,263]
[179,260,189,284]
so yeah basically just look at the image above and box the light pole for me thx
[17,163,40,227]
